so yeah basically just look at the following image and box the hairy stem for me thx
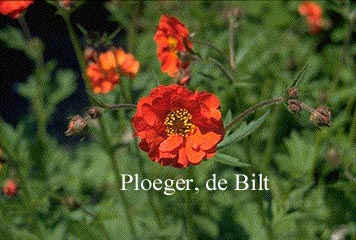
[226,97,285,130]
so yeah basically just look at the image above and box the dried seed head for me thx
[310,106,332,127]
[88,106,102,119]
[65,115,87,136]
[288,100,302,113]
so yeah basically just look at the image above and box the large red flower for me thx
[298,1,323,35]
[86,48,139,94]
[154,15,193,78]
[0,1,34,19]
[132,85,224,168]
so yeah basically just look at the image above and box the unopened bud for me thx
[59,0,74,10]
[65,115,87,136]
[88,106,102,119]
[288,100,302,113]
[84,47,98,63]
[288,87,299,98]
[2,179,17,197]
[310,106,332,127]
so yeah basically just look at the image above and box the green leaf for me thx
[219,110,270,149]
[194,215,219,239]
[0,27,27,52]
[67,219,103,240]
[214,153,250,167]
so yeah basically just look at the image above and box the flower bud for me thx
[2,179,17,197]
[59,0,74,10]
[287,100,302,113]
[88,106,102,119]
[310,106,332,127]
[287,87,299,98]
[84,47,98,63]
[65,115,87,136]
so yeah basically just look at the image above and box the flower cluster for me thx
[154,15,193,80]
[86,48,139,94]
[298,1,323,34]
[0,1,34,19]
[132,85,224,168]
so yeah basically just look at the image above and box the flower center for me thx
[164,108,196,137]
[168,36,178,51]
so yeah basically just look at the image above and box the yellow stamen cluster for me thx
[164,108,196,137]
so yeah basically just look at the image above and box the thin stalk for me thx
[329,10,356,96]
[245,140,273,240]
[98,118,139,240]
[133,143,164,230]
[225,97,285,131]
[348,104,356,142]
[185,167,194,240]
[228,16,236,70]
[62,11,92,92]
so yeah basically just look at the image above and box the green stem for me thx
[348,104,356,142]
[185,167,194,240]
[134,145,164,229]
[226,97,285,131]
[62,11,92,92]
[98,118,139,240]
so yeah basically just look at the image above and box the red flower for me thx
[298,1,323,34]
[86,48,139,94]
[132,85,224,168]
[0,1,34,19]
[154,15,193,78]
[2,179,17,197]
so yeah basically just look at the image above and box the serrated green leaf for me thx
[219,110,270,149]
[214,153,250,167]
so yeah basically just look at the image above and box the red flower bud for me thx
[2,179,17,197]
[288,100,302,113]
[65,115,87,136]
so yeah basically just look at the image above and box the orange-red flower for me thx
[154,15,193,78]
[2,179,17,197]
[132,85,224,168]
[0,1,34,19]
[86,48,139,94]
[298,1,323,34]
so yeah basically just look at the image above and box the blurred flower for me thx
[2,179,17,197]
[298,1,323,34]
[288,100,302,114]
[86,48,139,94]
[65,115,87,136]
[154,15,193,78]
[0,1,34,19]
[132,85,224,168]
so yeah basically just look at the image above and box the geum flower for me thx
[298,1,323,34]
[0,1,34,19]
[132,85,224,168]
[154,15,193,82]
[86,48,139,94]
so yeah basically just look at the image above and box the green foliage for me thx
[0,1,355,240]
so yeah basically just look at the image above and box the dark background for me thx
[0,1,124,143]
